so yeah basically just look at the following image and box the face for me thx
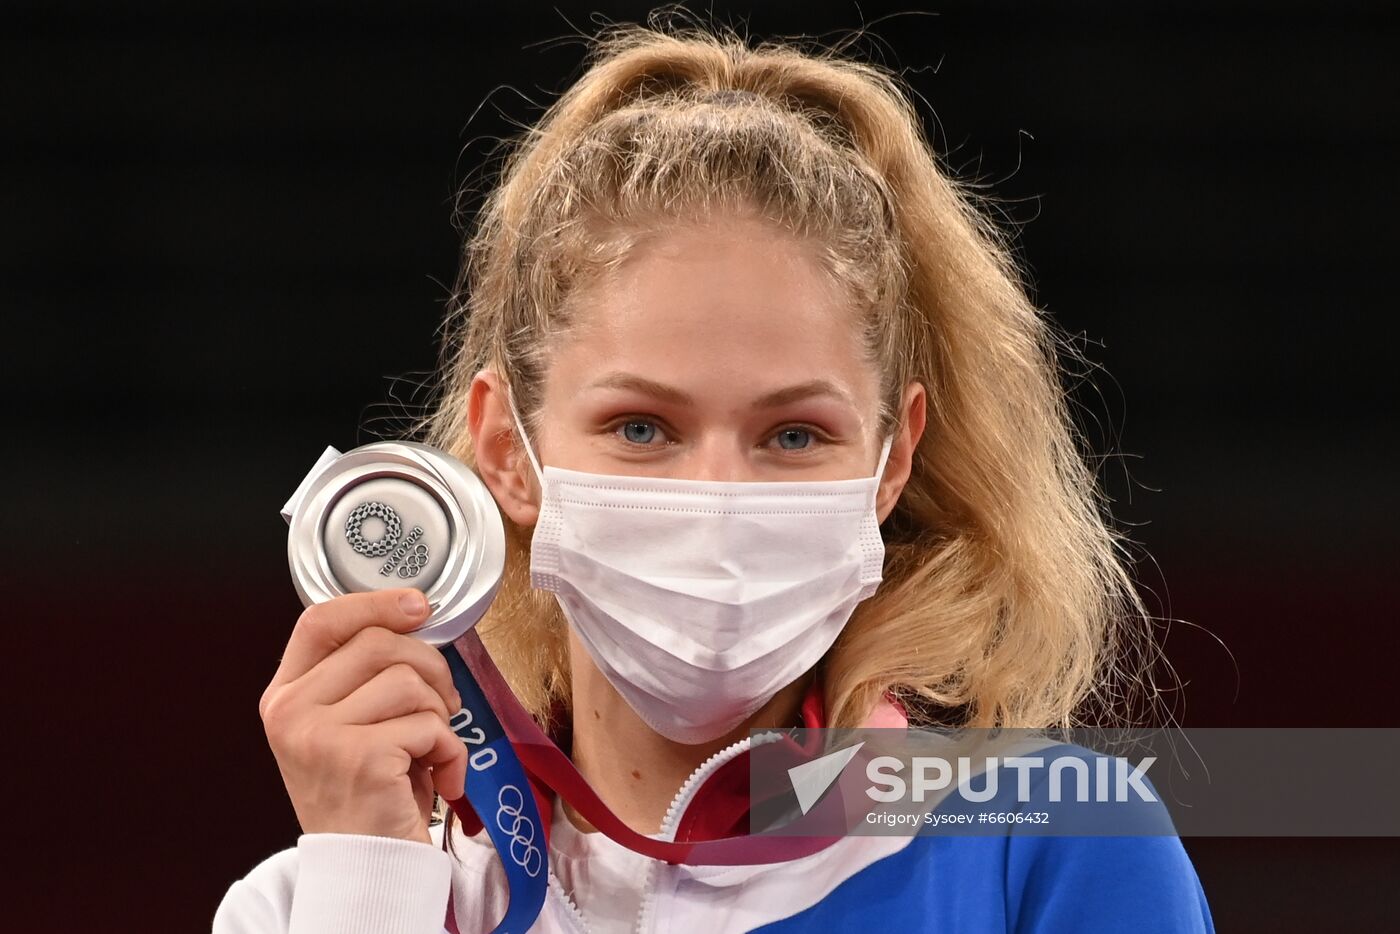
[471,212,925,526]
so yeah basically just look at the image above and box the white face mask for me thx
[507,390,893,745]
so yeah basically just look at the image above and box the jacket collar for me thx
[670,679,908,844]
[450,679,909,851]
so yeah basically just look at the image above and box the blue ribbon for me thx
[441,640,548,934]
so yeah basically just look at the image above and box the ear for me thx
[875,380,927,524]
[466,368,541,528]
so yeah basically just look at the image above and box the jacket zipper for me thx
[548,867,593,934]
[453,730,786,932]
[631,730,788,934]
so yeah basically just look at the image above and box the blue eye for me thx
[775,428,812,450]
[620,420,658,445]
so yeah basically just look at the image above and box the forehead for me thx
[546,216,880,408]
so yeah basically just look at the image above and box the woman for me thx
[216,23,1214,934]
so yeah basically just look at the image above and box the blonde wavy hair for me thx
[410,20,1161,746]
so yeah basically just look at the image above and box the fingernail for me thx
[400,591,428,616]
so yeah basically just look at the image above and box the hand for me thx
[258,588,467,844]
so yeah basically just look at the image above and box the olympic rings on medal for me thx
[397,542,431,578]
[496,784,544,878]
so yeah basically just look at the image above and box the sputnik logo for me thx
[787,742,866,815]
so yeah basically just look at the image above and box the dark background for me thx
[6,1,1398,930]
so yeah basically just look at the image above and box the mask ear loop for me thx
[874,433,895,479]
[503,382,545,484]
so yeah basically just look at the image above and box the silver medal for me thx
[280,441,506,645]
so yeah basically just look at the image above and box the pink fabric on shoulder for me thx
[863,691,910,729]
[800,679,910,730]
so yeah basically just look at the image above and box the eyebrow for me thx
[588,372,855,409]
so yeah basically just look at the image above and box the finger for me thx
[424,732,470,805]
[367,712,468,801]
[268,588,431,693]
[334,663,451,726]
[296,624,459,714]
[431,747,469,806]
